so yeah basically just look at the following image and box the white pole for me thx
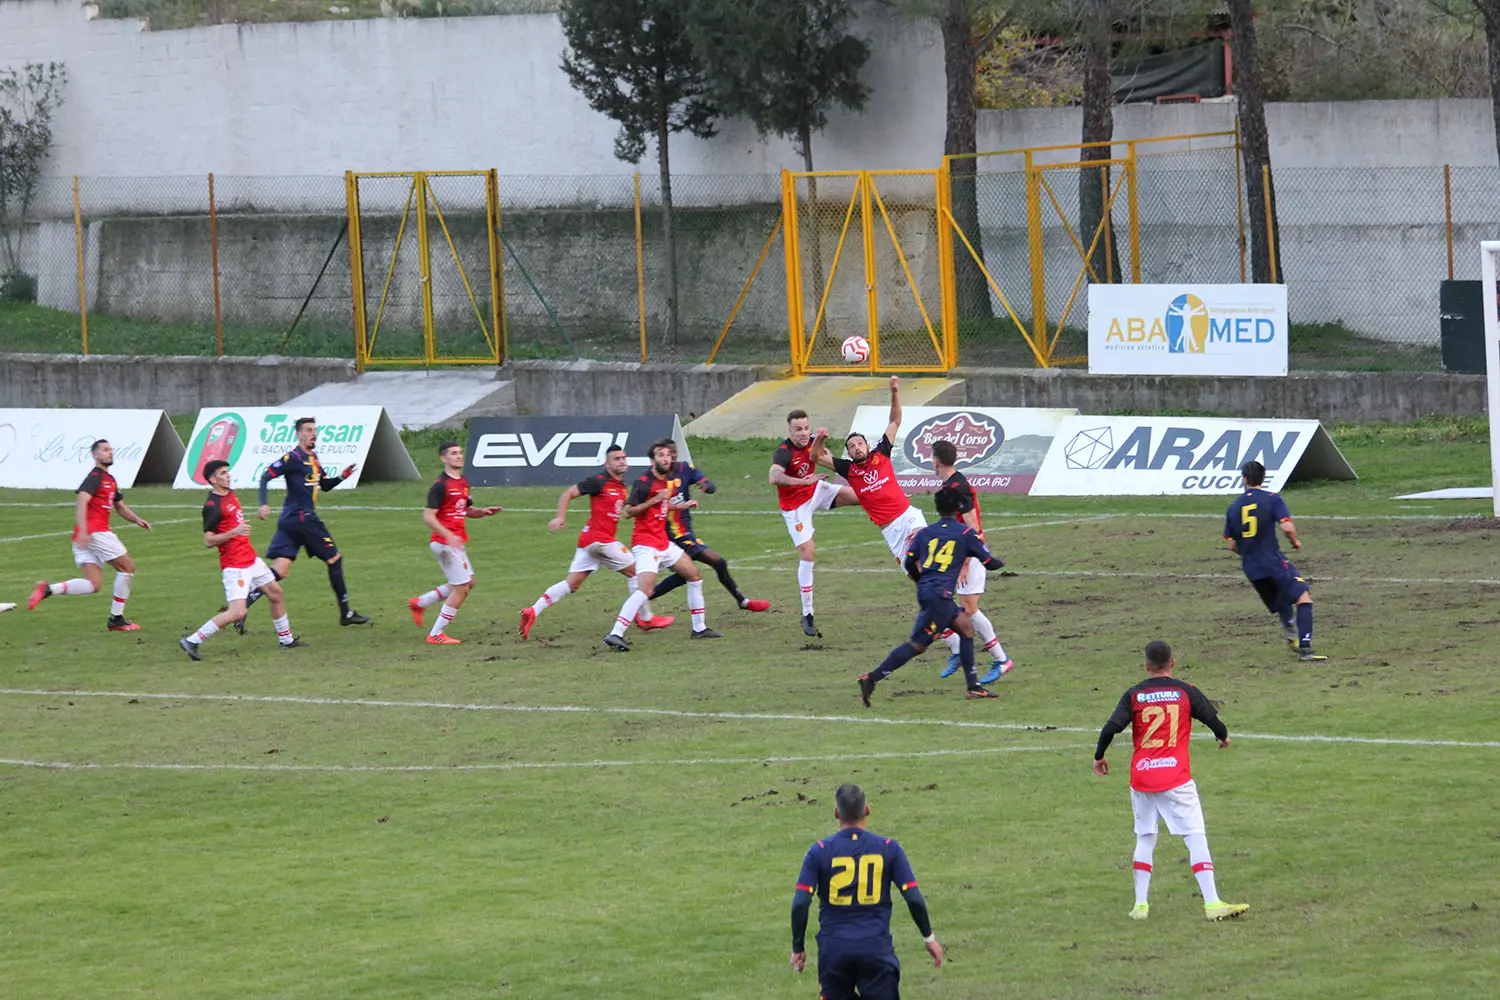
[1481,241,1500,517]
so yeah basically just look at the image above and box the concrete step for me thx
[282,370,514,430]
[685,375,966,440]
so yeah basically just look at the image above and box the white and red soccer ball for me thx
[841,335,870,364]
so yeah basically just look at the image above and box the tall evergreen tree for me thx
[1228,0,1283,283]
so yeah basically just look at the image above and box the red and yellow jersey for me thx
[772,439,818,511]
[942,470,984,542]
[75,467,121,539]
[202,489,256,570]
[426,473,471,544]
[626,473,673,549]
[1099,677,1228,793]
[833,436,910,526]
[576,472,630,547]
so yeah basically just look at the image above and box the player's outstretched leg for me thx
[960,635,996,699]
[1294,597,1326,661]
[629,574,674,631]
[859,641,925,706]
[1185,833,1249,920]
[605,589,650,651]
[1131,832,1156,920]
[409,583,453,628]
[326,555,370,626]
[972,610,1014,685]
[521,579,573,639]
[28,577,97,610]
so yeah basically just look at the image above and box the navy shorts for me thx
[266,513,339,562]
[817,948,901,1000]
[1249,561,1308,613]
[669,530,709,557]
[910,594,960,645]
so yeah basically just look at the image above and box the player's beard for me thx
[99,457,113,467]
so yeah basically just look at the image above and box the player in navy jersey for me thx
[244,416,370,628]
[1223,460,1327,661]
[859,486,1004,705]
[790,784,943,999]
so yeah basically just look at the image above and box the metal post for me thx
[1445,165,1455,281]
[73,176,88,355]
[1261,165,1279,284]
[208,173,224,356]
[1480,241,1500,517]
[935,161,958,368]
[781,171,805,374]
[1100,166,1113,285]
[635,171,647,363]
[1234,120,1247,283]
[346,171,368,371]
[860,172,879,366]
[1125,141,1141,283]
[487,168,506,365]
[1025,151,1046,360]
[414,172,436,366]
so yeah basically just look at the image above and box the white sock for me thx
[1184,833,1219,904]
[969,610,1008,661]
[686,580,705,631]
[272,614,294,645]
[430,603,458,637]
[417,584,452,609]
[940,629,960,655]
[1133,832,1156,905]
[192,619,221,644]
[52,579,96,596]
[797,560,815,615]
[110,572,133,616]
[611,590,649,637]
[532,581,571,617]
[628,575,655,621]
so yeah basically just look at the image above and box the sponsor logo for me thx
[186,411,248,485]
[1135,690,1184,705]
[904,411,1004,468]
[1135,757,1179,771]
[1104,293,1278,353]
[258,413,365,446]
[472,432,649,469]
[1061,424,1301,487]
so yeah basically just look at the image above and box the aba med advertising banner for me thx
[173,407,419,491]
[1030,416,1356,496]
[464,415,692,487]
[846,406,1078,494]
[1088,284,1288,376]
[0,409,184,490]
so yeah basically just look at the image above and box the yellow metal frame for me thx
[348,170,505,371]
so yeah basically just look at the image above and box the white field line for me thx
[731,516,1115,566]
[734,565,1500,586]
[0,518,199,545]
[0,688,1495,750]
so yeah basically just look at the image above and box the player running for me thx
[858,486,1004,705]
[771,409,857,638]
[246,416,370,628]
[518,444,667,639]
[646,443,770,615]
[1223,460,1327,662]
[27,439,152,630]
[930,439,1015,685]
[790,784,943,998]
[603,439,722,651]
[406,441,501,645]
[817,377,926,567]
[179,459,306,660]
[1093,640,1250,923]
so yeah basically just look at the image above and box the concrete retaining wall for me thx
[0,353,357,411]
[508,361,779,421]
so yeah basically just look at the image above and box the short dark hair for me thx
[650,437,676,460]
[1241,460,1266,487]
[90,439,109,454]
[845,432,867,447]
[1145,640,1173,669]
[934,484,963,517]
[203,459,229,479]
[787,409,808,424]
[437,441,461,456]
[931,440,957,467]
[835,783,866,822]
[606,444,625,457]
[295,416,316,432]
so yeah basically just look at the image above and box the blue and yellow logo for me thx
[1165,294,1210,354]
[1104,293,1276,352]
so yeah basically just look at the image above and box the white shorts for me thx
[222,558,277,604]
[567,540,635,575]
[781,480,845,547]
[880,506,928,563]
[632,542,686,576]
[430,541,474,586]
[1131,779,1207,837]
[72,530,127,567]
[957,558,987,596]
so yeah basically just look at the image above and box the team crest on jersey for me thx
[1136,756,1179,771]
[905,411,1004,469]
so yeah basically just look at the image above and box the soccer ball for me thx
[841,336,870,364]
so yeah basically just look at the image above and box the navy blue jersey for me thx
[258,446,345,522]
[664,460,713,539]
[903,518,999,600]
[1224,488,1292,579]
[795,828,918,949]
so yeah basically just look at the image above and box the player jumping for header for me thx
[27,439,152,630]
[407,441,501,645]
[1093,640,1250,922]
[1223,460,1328,661]
[859,485,1004,705]
[770,410,858,638]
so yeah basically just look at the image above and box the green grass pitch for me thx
[1,423,1497,999]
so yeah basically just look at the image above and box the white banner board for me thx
[1031,416,1356,496]
[846,406,1077,493]
[1088,284,1289,376]
[173,407,419,491]
[0,409,183,489]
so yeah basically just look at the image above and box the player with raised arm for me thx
[858,485,1004,705]
[602,439,722,651]
[27,439,151,630]
[1224,460,1327,661]
[771,409,857,638]
[647,443,770,615]
[929,439,1015,685]
[790,784,943,1000]
[245,416,369,628]
[1093,640,1250,922]
[179,459,306,660]
[406,441,500,646]
[518,445,666,639]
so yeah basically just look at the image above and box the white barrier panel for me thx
[1088,284,1288,376]
[0,409,183,489]
[845,406,1078,493]
[173,407,419,490]
[1030,416,1356,496]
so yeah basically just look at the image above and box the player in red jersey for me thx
[1093,641,1250,923]
[603,439,721,651]
[406,441,501,646]
[27,439,152,630]
[930,439,1014,685]
[771,410,857,638]
[519,445,668,639]
[179,459,305,660]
